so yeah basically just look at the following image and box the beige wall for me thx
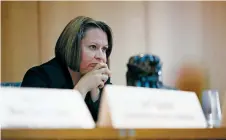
[1,1,226,100]
[1,1,40,82]
[146,2,204,86]
[145,1,226,101]
[202,2,226,102]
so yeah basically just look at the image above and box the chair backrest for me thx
[1,82,21,87]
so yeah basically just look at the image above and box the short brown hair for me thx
[55,16,113,71]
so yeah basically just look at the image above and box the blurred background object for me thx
[126,54,175,89]
[175,62,209,100]
[1,1,226,103]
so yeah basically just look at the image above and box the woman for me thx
[21,16,113,122]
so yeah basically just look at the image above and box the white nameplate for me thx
[221,93,226,127]
[97,85,207,128]
[0,87,95,129]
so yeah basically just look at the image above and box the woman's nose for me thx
[95,49,105,62]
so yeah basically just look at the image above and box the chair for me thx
[1,82,21,87]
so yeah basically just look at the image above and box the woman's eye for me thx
[89,45,96,50]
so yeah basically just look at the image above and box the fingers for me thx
[93,63,108,70]
[86,63,111,89]
[97,68,111,77]
[101,74,109,83]
[93,62,111,77]
[98,81,105,89]
[98,74,108,89]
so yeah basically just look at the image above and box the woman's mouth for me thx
[88,63,98,68]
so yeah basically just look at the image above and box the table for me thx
[1,128,226,140]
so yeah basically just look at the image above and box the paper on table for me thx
[0,87,95,129]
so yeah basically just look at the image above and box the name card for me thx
[1,87,95,129]
[97,85,207,128]
[221,93,226,127]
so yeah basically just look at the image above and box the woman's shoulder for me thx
[24,58,59,77]
[21,57,68,88]
[21,64,50,87]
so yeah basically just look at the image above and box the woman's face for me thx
[80,28,108,75]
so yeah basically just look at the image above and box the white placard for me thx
[221,93,226,127]
[0,87,95,129]
[98,85,207,128]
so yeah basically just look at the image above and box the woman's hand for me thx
[74,63,111,98]
[90,88,100,102]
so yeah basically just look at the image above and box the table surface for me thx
[1,128,226,140]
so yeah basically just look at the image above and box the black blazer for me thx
[21,57,112,122]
